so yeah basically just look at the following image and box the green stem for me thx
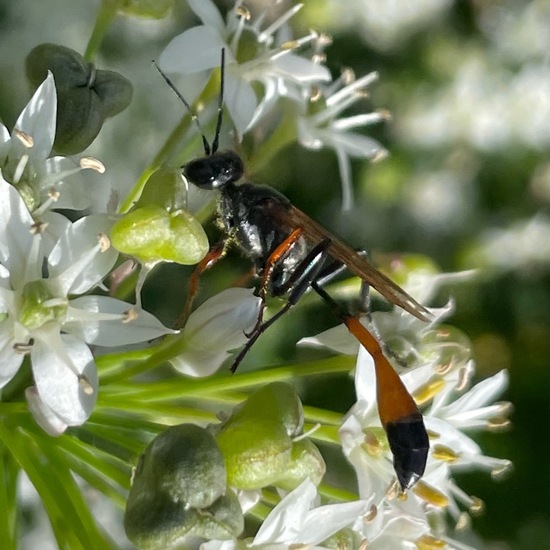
[118,70,221,213]
[84,0,118,62]
[247,110,298,175]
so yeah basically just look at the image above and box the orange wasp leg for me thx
[311,282,429,491]
[177,240,227,327]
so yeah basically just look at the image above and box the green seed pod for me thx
[125,424,236,549]
[25,43,133,154]
[276,438,326,490]
[193,490,244,540]
[136,168,187,212]
[110,205,209,265]
[215,383,312,490]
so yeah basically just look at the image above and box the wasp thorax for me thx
[184,150,244,190]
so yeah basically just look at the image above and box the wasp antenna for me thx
[211,48,225,154]
[153,61,211,156]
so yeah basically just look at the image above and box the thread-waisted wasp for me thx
[155,49,430,491]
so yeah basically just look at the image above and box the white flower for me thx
[0,72,104,223]
[202,479,371,550]
[0,175,174,433]
[297,70,389,210]
[159,0,330,137]
[169,288,261,377]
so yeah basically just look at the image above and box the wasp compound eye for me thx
[183,151,244,190]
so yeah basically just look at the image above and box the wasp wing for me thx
[276,205,432,322]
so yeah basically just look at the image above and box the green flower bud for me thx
[125,424,243,549]
[117,0,174,19]
[110,205,209,265]
[26,43,133,154]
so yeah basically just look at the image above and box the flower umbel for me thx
[0,174,173,433]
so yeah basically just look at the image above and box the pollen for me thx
[235,4,251,20]
[98,232,111,252]
[413,481,450,508]
[432,444,459,463]
[469,496,485,516]
[30,220,49,234]
[78,374,94,395]
[413,377,445,405]
[48,187,60,201]
[415,534,447,550]
[123,308,139,323]
[364,504,377,522]
[80,156,106,173]
[13,128,34,148]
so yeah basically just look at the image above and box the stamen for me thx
[123,308,139,323]
[235,4,251,20]
[413,377,445,405]
[469,496,485,516]
[455,366,471,392]
[415,534,447,550]
[413,480,450,508]
[309,85,322,102]
[487,415,512,431]
[363,430,383,457]
[30,220,49,234]
[491,460,513,480]
[357,539,368,550]
[455,512,471,531]
[326,72,379,108]
[258,3,303,43]
[48,187,60,201]
[80,156,105,173]
[13,341,34,354]
[364,504,377,522]
[13,128,34,148]
[78,374,95,395]
[98,232,111,252]
[13,154,29,184]
[432,444,459,463]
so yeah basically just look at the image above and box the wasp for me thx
[156,49,430,491]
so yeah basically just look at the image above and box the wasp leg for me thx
[177,240,227,328]
[245,228,305,338]
[231,238,332,373]
[311,281,429,491]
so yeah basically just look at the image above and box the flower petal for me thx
[13,72,56,162]
[272,53,331,83]
[0,173,42,283]
[47,214,117,295]
[31,331,97,425]
[159,26,232,74]
[224,74,258,138]
[253,479,317,544]
[170,347,230,377]
[25,386,68,436]
[64,296,175,346]
[0,320,24,388]
[188,0,225,33]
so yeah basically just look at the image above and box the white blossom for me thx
[0,72,104,228]
[0,174,173,433]
[170,287,261,377]
[159,0,330,138]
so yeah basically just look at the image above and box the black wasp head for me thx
[183,150,244,190]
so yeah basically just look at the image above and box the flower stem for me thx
[84,0,118,62]
[118,70,221,213]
